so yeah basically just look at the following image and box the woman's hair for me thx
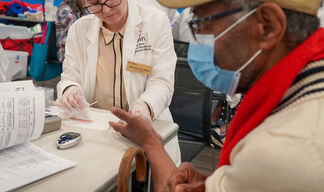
[64,0,81,15]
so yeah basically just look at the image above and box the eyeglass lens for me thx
[84,0,121,14]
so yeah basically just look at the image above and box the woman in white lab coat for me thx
[56,0,180,165]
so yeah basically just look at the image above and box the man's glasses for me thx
[188,7,243,40]
[83,0,122,14]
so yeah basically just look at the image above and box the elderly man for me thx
[110,0,324,191]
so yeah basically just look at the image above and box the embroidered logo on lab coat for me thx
[135,32,151,54]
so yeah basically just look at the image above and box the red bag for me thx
[0,36,42,56]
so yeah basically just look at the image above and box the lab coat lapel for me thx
[123,0,143,103]
[85,16,100,101]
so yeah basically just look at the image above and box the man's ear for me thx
[81,0,86,6]
[255,2,287,50]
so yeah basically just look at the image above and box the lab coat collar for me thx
[85,15,101,43]
[100,21,126,45]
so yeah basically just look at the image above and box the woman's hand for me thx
[56,86,88,112]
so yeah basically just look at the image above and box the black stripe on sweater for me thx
[277,78,324,108]
[292,66,324,85]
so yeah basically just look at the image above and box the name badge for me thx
[126,61,152,75]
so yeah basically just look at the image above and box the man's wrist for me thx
[142,132,164,152]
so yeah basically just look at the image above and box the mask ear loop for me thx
[237,49,262,72]
[214,8,257,41]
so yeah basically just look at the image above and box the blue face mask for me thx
[187,9,261,96]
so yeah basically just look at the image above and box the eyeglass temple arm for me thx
[189,7,243,25]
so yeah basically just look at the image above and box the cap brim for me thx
[157,0,214,8]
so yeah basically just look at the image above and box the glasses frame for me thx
[188,7,243,40]
[83,0,122,14]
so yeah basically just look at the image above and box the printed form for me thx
[0,143,75,191]
[0,81,75,191]
[0,80,44,149]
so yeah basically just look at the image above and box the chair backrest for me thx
[170,40,213,144]
[173,40,207,96]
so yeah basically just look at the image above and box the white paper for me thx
[0,81,45,150]
[0,80,35,92]
[48,106,119,131]
[67,111,119,130]
[0,143,76,191]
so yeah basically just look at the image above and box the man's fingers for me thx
[167,163,207,192]
[167,163,189,191]
[167,168,189,191]
[109,121,126,132]
[163,186,170,192]
[110,107,131,122]
[175,182,205,192]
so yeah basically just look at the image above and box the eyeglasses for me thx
[188,7,243,40]
[83,0,122,14]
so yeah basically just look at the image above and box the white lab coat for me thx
[172,8,194,42]
[57,0,181,165]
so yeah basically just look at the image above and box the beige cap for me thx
[157,0,322,15]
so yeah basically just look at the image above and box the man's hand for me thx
[109,107,162,149]
[110,107,180,192]
[164,163,207,192]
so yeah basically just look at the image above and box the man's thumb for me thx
[175,182,205,192]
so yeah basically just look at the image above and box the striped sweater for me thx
[206,60,324,192]
[273,59,324,113]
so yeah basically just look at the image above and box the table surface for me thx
[14,108,178,192]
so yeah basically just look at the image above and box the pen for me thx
[89,101,98,107]
[51,101,98,109]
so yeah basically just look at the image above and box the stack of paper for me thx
[0,81,76,191]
